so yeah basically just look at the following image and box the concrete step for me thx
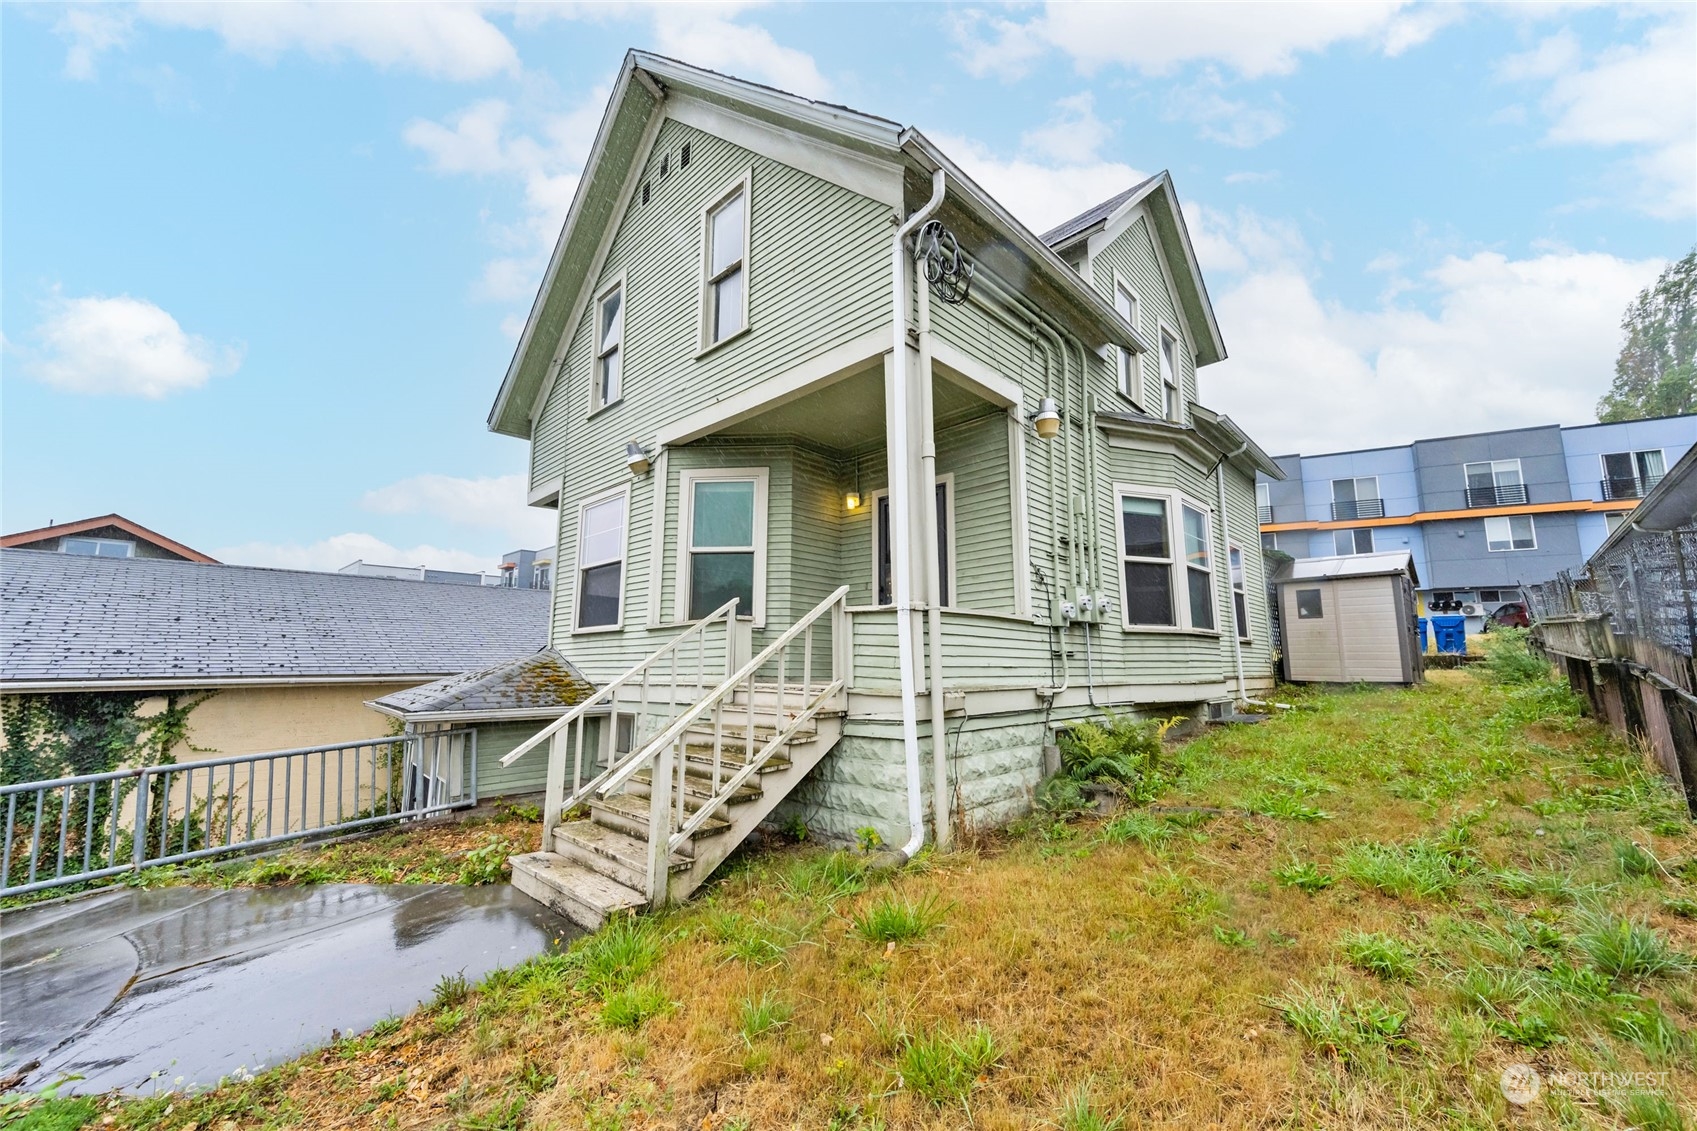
[509,851,643,932]
[552,820,690,889]
[590,790,731,841]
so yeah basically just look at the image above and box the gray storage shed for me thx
[1274,552,1423,685]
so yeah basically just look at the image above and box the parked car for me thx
[1488,602,1530,629]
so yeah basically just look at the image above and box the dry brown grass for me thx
[71,666,1697,1130]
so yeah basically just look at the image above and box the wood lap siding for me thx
[1090,215,1198,415]
[936,412,1015,611]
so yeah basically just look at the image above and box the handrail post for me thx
[541,728,569,848]
[131,771,149,871]
[647,741,674,905]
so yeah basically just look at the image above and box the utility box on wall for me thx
[1274,551,1424,685]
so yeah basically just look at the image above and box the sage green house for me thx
[489,52,1284,928]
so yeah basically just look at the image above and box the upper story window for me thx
[1114,281,1140,403]
[62,537,134,558]
[1334,528,1374,555]
[1604,511,1629,533]
[1256,481,1272,524]
[1330,476,1382,521]
[594,282,623,411]
[682,468,767,623]
[533,561,552,590]
[1485,514,1536,552]
[576,491,627,630]
[1463,459,1524,507]
[1159,330,1180,420]
[703,180,748,348]
[1600,449,1665,500]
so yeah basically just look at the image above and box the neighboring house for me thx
[499,547,556,590]
[485,52,1282,925]
[1,514,216,563]
[1257,414,1697,628]
[1,549,551,762]
[337,560,495,586]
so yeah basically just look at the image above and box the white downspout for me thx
[1216,444,1249,703]
[892,169,947,860]
[916,247,952,850]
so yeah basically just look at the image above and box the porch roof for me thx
[367,649,597,723]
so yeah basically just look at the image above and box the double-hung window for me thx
[1114,281,1140,403]
[1334,528,1375,555]
[1229,544,1250,641]
[682,469,766,622]
[1463,459,1524,507]
[594,282,623,410]
[576,491,627,630]
[1117,488,1217,632]
[702,180,748,347]
[1485,515,1536,551]
[1159,330,1180,420]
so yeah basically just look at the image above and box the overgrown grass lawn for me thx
[18,657,1697,1130]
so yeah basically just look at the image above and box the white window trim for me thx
[1597,447,1667,489]
[571,484,631,635]
[1484,514,1537,552]
[869,473,958,610]
[61,536,135,557]
[588,273,626,417]
[1228,542,1251,642]
[1113,483,1220,636]
[1111,271,1143,407]
[1255,481,1271,511]
[1156,321,1183,423]
[696,169,754,357]
[676,466,769,627]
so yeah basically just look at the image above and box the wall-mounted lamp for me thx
[844,491,862,511]
[625,441,652,476]
[1032,396,1061,440]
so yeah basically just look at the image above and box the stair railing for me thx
[498,597,740,842]
[593,586,850,903]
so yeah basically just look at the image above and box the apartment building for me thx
[1257,414,1697,623]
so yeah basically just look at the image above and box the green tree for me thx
[1598,248,1697,422]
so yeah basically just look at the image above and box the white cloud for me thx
[361,472,554,548]
[935,93,1145,234]
[647,4,832,99]
[1501,15,1696,217]
[137,1,519,81]
[1163,71,1288,148]
[55,6,135,80]
[1192,209,1665,452]
[24,292,241,398]
[951,2,1441,81]
[1223,170,1279,185]
[212,533,497,575]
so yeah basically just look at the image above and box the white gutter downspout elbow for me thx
[892,169,947,861]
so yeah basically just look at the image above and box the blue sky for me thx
[4,2,1693,572]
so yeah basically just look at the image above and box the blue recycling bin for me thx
[1417,616,1429,654]
[1431,615,1467,655]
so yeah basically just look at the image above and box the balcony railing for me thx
[1465,483,1529,508]
[1257,506,1273,525]
[1330,498,1384,521]
[1600,474,1663,501]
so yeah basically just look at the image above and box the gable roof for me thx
[488,50,1155,439]
[367,648,596,722]
[0,549,550,691]
[1,514,217,563]
[1040,173,1226,367]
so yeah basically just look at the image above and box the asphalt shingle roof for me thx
[1038,175,1160,249]
[1,549,552,686]
[370,649,594,718]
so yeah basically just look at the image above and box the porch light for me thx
[844,491,862,511]
[624,441,652,476]
[1033,397,1061,440]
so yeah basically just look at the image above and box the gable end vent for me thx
[641,181,650,205]
[680,142,691,168]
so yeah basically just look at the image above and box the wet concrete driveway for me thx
[1,884,576,1094]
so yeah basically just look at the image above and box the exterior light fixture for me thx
[1033,397,1061,440]
[844,491,862,511]
[625,441,652,476]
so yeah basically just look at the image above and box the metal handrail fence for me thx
[1,731,476,897]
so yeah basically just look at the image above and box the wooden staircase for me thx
[500,588,850,931]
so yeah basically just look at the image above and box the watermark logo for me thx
[1500,1063,1541,1106]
